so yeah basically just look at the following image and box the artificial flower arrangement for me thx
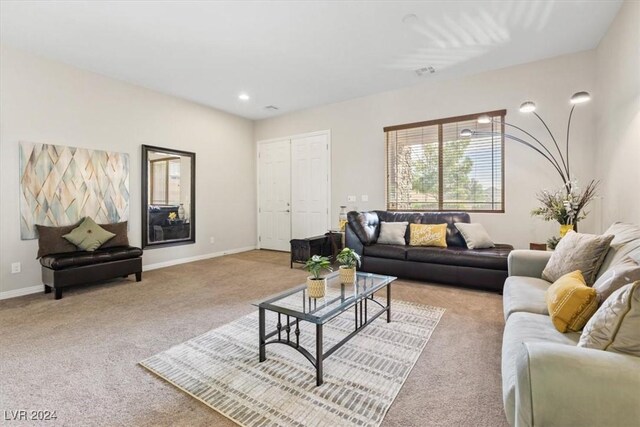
[531,180,598,232]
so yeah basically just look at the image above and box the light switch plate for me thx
[361,195,369,202]
[11,262,21,274]
[347,195,356,202]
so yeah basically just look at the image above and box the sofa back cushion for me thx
[597,222,640,280]
[36,219,129,257]
[347,211,380,245]
[542,230,614,285]
[375,211,469,247]
[36,222,82,258]
[579,281,640,356]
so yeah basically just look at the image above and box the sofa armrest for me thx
[507,250,552,278]
[345,226,364,257]
[515,342,640,427]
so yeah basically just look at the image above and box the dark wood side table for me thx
[529,243,547,251]
[290,235,328,268]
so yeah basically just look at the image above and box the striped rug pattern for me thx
[140,296,445,427]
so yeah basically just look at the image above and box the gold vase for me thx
[560,224,574,237]
[339,266,356,285]
[306,277,326,299]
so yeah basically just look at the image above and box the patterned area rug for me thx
[140,297,445,427]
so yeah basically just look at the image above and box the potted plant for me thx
[304,255,332,299]
[336,247,361,285]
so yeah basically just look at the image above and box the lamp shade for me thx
[570,91,591,104]
[519,101,536,113]
[460,128,473,137]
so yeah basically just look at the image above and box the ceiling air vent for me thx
[415,66,436,76]
[264,105,279,111]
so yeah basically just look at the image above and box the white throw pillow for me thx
[454,223,495,249]
[377,221,408,245]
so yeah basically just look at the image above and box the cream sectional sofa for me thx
[501,223,640,427]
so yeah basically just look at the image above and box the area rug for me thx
[140,296,445,427]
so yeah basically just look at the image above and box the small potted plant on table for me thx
[336,247,361,285]
[304,255,332,299]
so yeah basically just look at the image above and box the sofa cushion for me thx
[35,221,83,258]
[406,244,512,270]
[597,222,640,279]
[40,246,143,270]
[100,221,130,248]
[593,257,640,303]
[502,312,580,426]
[363,244,407,260]
[347,211,380,245]
[503,276,550,320]
[546,270,598,333]
[408,223,448,247]
[63,217,116,251]
[542,230,614,285]
[375,211,470,247]
[377,221,408,245]
[454,222,495,249]
[579,281,640,356]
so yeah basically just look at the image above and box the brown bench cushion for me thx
[405,244,513,270]
[40,246,142,270]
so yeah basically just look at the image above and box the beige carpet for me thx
[0,250,508,427]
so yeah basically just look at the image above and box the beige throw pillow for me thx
[579,281,640,356]
[377,221,408,245]
[542,230,614,285]
[454,223,495,249]
[592,257,640,303]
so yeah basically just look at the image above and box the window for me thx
[150,157,181,205]
[385,110,505,212]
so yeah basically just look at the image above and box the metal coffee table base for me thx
[259,283,391,386]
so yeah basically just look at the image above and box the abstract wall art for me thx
[19,141,130,240]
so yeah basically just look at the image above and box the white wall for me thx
[0,45,256,295]
[255,51,598,249]
[595,0,640,228]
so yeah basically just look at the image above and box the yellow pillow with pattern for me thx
[409,223,448,247]
[546,270,598,333]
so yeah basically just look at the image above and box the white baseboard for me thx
[0,246,257,301]
[143,246,257,271]
[0,285,44,300]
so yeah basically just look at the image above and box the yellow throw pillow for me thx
[546,270,598,333]
[409,223,448,247]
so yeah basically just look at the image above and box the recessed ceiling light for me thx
[238,93,250,101]
[415,66,436,76]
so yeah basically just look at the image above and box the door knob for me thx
[285,210,290,213]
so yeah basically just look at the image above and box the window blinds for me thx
[385,110,505,212]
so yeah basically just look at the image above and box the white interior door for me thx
[291,133,329,239]
[258,140,291,251]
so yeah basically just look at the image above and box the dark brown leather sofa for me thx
[345,211,513,292]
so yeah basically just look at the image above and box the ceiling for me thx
[0,1,622,120]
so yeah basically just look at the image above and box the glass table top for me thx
[254,271,396,324]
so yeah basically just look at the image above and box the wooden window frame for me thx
[384,109,506,213]
[149,156,181,205]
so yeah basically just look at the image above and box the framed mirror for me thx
[141,145,196,248]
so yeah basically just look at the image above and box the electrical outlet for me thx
[347,195,356,202]
[11,262,21,274]
[209,237,215,244]
[361,195,369,202]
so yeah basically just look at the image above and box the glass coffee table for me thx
[255,271,396,386]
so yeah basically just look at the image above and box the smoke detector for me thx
[264,105,279,111]
[415,66,436,76]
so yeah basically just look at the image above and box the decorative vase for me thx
[339,266,356,285]
[306,277,326,299]
[559,224,574,237]
[339,206,348,231]
[178,204,186,220]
